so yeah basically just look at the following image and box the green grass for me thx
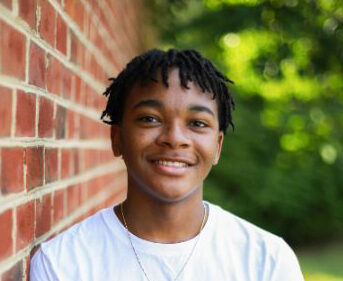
[297,240,343,281]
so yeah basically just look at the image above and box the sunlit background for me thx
[148,0,343,279]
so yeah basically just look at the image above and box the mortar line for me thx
[43,146,46,186]
[35,95,39,138]
[0,76,104,122]
[22,254,27,281]
[25,37,30,84]
[12,0,18,16]
[79,0,123,66]
[0,138,111,149]
[23,150,27,196]
[52,100,56,139]
[66,23,71,60]
[51,190,55,225]
[47,0,116,74]
[0,5,113,94]
[0,160,125,213]
[12,207,17,254]
[0,181,125,275]
[98,0,134,59]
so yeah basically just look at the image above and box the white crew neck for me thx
[102,201,216,257]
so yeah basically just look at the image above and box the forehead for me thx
[125,68,219,114]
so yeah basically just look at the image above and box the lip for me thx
[147,155,196,166]
[149,161,193,176]
[147,155,197,176]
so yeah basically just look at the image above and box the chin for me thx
[146,183,200,204]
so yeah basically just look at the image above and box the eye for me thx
[190,120,208,128]
[138,116,159,123]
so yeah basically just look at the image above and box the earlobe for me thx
[111,125,122,157]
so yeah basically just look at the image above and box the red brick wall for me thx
[0,0,145,279]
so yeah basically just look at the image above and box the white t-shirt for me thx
[30,202,304,281]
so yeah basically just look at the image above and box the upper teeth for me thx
[154,160,188,167]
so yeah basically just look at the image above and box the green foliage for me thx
[298,241,343,279]
[149,0,343,244]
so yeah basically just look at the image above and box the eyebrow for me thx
[133,99,164,110]
[132,99,215,117]
[188,105,215,117]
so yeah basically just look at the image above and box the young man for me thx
[30,49,304,280]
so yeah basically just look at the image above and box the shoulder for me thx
[30,207,113,278]
[208,202,287,259]
[42,207,111,253]
[207,202,304,280]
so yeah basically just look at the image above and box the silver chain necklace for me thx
[120,202,208,281]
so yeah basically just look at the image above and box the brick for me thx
[65,0,76,20]
[67,110,75,139]
[55,105,66,139]
[74,76,82,103]
[84,85,93,107]
[0,21,26,80]
[0,209,13,259]
[38,97,54,137]
[80,181,89,203]
[75,2,84,31]
[29,42,46,88]
[35,194,52,237]
[61,149,72,179]
[84,12,91,38]
[15,91,36,137]
[46,54,62,95]
[2,260,23,281]
[87,178,101,197]
[19,0,36,29]
[73,149,80,175]
[67,184,80,214]
[80,116,105,139]
[79,44,86,68]
[56,15,67,55]
[1,148,24,194]
[94,94,106,111]
[38,0,56,46]
[70,33,83,66]
[16,201,34,251]
[26,146,43,190]
[53,189,65,223]
[70,74,76,101]
[45,148,58,183]
[61,66,72,99]
[0,0,12,9]
[0,86,12,137]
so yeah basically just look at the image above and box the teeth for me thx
[154,160,188,167]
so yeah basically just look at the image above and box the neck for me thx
[115,184,206,243]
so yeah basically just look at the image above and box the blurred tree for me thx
[147,0,343,245]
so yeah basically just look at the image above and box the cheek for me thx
[121,130,155,155]
[195,136,219,164]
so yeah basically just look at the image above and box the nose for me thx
[156,121,191,149]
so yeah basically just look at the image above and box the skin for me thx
[112,68,224,243]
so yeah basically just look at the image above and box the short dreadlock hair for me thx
[100,48,235,134]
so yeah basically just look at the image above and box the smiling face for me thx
[111,68,224,203]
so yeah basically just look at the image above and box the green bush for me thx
[150,0,343,244]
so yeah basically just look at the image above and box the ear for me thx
[213,132,224,165]
[111,125,122,157]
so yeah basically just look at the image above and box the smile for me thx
[149,158,194,176]
[152,160,189,168]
